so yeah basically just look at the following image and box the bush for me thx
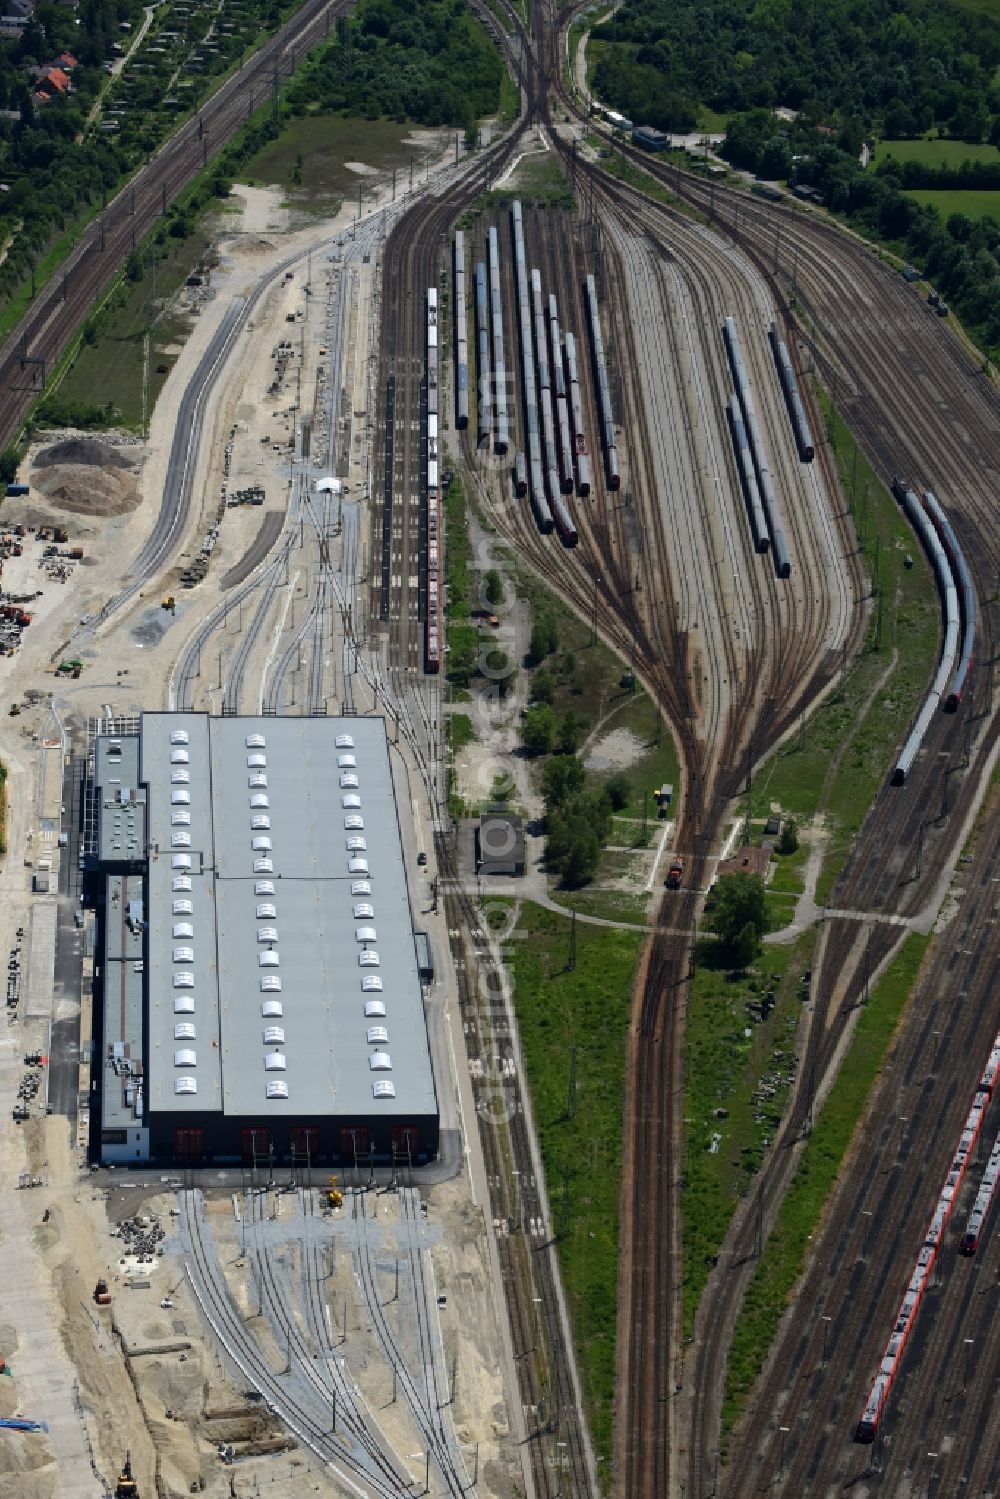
[522,704,556,755]
[528,612,559,663]
[605,773,631,811]
[541,755,586,811]
[530,668,555,705]
[775,819,799,856]
[708,873,768,963]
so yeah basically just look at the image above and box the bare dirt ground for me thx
[0,121,525,1498]
[29,437,142,519]
[584,726,646,772]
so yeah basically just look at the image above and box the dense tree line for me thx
[0,0,299,315]
[875,156,1000,191]
[723,111,1000,352]
[592,0,1000,143]
[284,0,503,137]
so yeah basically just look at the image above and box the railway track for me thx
[160,9,1000,1499]
[725,797,1000,1496]
[0,0,355,452]
[181,1185,408,1497]
[351,1186,469,1495]
[563,117,1000,1499]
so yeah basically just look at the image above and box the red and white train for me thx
[855,1029,1000,1442]
[425,286,442,674]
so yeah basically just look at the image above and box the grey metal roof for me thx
[95,733,146,862]
[139,713,437,1122]
[101,872,147,1131]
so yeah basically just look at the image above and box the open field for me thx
[485,151,576,209]
[50,230,212,431]
[239,116,438,215]
[904,187,1000,221]
[721,933,930,1433]
[507,899,644,1472]
[682,930,811,1335]
[873,138,1000,169]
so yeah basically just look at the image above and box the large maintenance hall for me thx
[88,712,440,1168]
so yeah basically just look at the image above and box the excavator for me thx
[327,1175,343,1209]
[115,1451,139,1498]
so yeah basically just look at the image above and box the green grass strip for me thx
[509,900,644,1480]
[721,931,929,1433]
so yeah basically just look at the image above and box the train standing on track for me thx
[722,315,790,577]
[489,227,509,455]
[548,294,575,495]
[889,479,964,783]
[584,274,620,491]
[768,321,815,462]
[475,260,492,450]
[425,287,442,674]
[511,202,552,533]
[961,1132,1000,1254]
[454,232,468,430]
[532,269,577,545]
[921,488,976,712]
[563,332,592,497]
[855,1027,1000,1442]
[726,395,769,553]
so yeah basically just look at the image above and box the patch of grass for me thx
[748,389,939,904]
[52,230,211,431]
[949,0,1000,16]
[481,0,515,32]
[517,571,628,730]
[697,106,731,132]
[722,933,929,1432]
[509,900,644,1476]
[768,844,808,897]
[682,931,810,1335]
[483,151,576,209]
[873,137,1000,169]
[602,149,678,206]
[448,712,475,752]
[903,187,1000,222]
[585,689,680,821]
[239,115,431,214]
[550,887,649,925]
[444,474,473,620]
[498,67,520,127]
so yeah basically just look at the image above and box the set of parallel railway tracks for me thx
[427,8,1000,1496]
[0,0,355,452]
[11,0,994,1487]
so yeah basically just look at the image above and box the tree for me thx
[530,668,554,705]
[0,446,20,485]
[528,612,559,663]
[561,825,601,887]
[521,704,556,756]
[605,773,631,811]
[541,755,585,811]
[557,710,583,755]
[708,873,768,961]
[775,819,799,855]
[730,922,760,971]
